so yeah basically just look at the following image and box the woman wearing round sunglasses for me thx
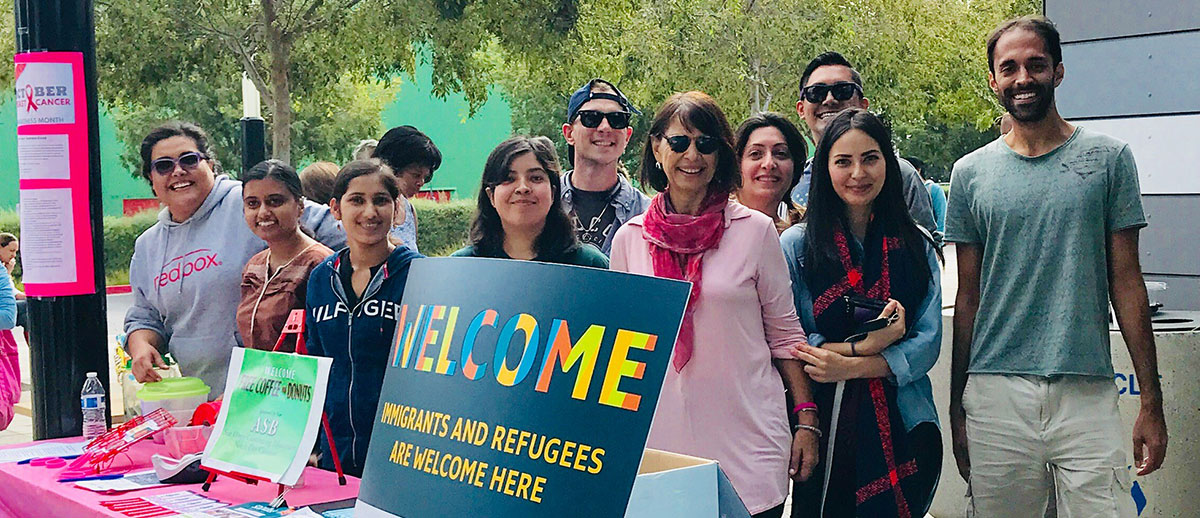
[453,136,608,268]
[610,91,818,518]
[124,122,344,398]
[734,113,809,233]
[781,109,942,518]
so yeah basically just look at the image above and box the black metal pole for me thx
[15,0,110,439]
[240,116,266,174]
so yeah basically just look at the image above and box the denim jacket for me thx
[780,223,943,431]
[560,171,651,256]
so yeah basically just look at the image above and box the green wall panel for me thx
[380,69,513,201]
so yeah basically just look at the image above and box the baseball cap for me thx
[566,79,641,122]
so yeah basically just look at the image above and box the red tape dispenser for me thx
[61,408,178,479]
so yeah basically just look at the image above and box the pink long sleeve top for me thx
[610,201,808,514]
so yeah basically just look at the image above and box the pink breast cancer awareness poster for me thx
[13,52,96,296]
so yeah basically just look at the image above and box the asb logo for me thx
[155,249,222,287]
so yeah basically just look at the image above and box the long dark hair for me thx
[803,109,932,279]
[139,121,219,182]
[639,91,739,194]
[469,136,578,258]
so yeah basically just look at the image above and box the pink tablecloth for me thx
[0,437,360,517]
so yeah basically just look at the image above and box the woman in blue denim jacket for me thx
[781,109,943,518]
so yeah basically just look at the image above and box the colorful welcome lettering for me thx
[493,314,540,387]
[461,309,499,381]
[389,304,658,412]
[535,321,602,400]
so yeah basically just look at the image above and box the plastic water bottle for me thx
[81,372,108,440]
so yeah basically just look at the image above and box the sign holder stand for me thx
[199,310,347,495]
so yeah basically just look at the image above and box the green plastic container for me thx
[137,377,210,402]
[137,377,211,433]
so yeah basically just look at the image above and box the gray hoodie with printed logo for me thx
[124,175,344,398]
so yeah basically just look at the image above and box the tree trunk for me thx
[267,35,292,164]
[262,0,292,164]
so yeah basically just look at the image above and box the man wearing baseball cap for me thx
[560,78,650,256]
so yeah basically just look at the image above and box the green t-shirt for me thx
[450,243,610,269]
[945,127,1146,378]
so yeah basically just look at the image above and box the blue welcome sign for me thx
[355,258,691,518]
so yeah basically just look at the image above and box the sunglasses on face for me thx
[575,110,632,130]
[664,135,720,155]
[151,151,208,175]
[801,81,863,104]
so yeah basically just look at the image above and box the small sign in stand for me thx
[199,311,342,498]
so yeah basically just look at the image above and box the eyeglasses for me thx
[663,135,720,155]
[800,81,863,104]
[151,152,208,175]
[574,110,632,130]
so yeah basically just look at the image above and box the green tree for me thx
[90,0,580,171]
[0,0,13,88]
[107,74,396,175]
[95,0,408,165]
[495,0,1041,175]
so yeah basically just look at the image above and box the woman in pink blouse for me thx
[610,91,819,518]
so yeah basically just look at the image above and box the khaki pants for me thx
[963,374,1135,518]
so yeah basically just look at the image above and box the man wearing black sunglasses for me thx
[791,52,939,246]
[560,78,650,256]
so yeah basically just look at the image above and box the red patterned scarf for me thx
[641,189,728,371]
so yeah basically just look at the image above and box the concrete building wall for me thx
[1049,0,1200,310]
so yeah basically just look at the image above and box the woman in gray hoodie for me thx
[125,122,345,398]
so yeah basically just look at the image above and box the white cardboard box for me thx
[625,449,751,518]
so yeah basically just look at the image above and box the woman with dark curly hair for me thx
[123,122,344,397]
[734,112,808,233]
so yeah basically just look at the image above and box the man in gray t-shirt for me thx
[946,15,1166,518]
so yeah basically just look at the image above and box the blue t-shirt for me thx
[945,127,1146,378]
[924,179,946,234]
[389,197,419,253]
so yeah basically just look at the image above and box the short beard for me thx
[1000,82,1054,122]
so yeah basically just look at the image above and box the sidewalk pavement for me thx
[2,293,133,443]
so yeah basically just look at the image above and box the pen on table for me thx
[18,454,82,465]
[58,473,125,483]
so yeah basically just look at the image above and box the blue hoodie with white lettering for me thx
[305,246,423,477]
[125,175,345,399]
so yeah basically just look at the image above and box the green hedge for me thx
[0,198,477,284]
[0,208,158,285]
[414,198,476,257]
[103,211,160,278]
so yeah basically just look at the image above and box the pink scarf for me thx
[641,189,729,371]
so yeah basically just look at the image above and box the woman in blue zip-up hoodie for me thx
[305,159,423,477]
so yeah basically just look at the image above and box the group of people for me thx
[119,14,1166,518]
